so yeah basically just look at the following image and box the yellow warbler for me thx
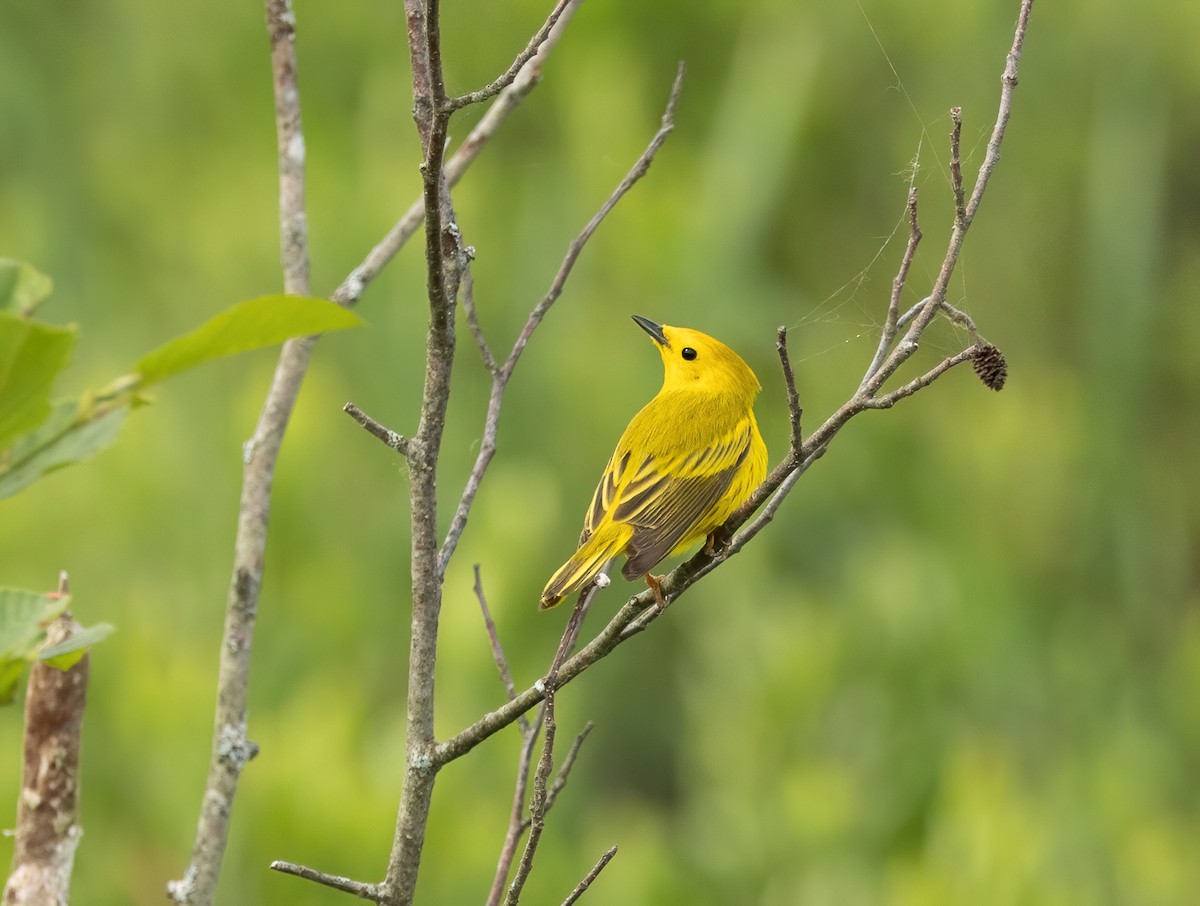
[540,315,768,610]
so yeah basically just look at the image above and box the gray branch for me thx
[168,3,308,901]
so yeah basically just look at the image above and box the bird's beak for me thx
[631,314,668,346]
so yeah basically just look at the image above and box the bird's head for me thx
[632,315,762,401]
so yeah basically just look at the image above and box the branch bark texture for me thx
[2,613,88,906]
[168,2,309,902]
[171,0,583,902]
[268,0,1035,901]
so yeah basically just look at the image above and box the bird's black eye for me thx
[681,347,697,361]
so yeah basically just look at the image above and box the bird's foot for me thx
[645,573,667,611]
[705,526,732,557]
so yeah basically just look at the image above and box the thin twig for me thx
[431,1,1035,765]
[462,267,500,377]
[896,295,931,332]
[560,846,618,906]
[502,685,556,906]
[949,107,966,226]
[858,345,980,409]
[331,0,582,309]
[503,62,686,377]
[269,861,380,900]
[502,594,587,906]
[894,0,1034,356]
[521,722,595,830]
[169,3,306,902]
[963,0,1033,227]
[489,589,596,904]
[344,402,411,457]
[776,326,802,455]
[474,565,526,728]
[862,187,921,388]
[444,0,573,111]
[486,710,544,906]
[436,63,686,576]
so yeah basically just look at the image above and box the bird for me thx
[540,315,768,611]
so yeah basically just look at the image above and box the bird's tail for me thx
[539,529,626,610]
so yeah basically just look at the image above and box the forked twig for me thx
[437,62,687,576]
[489,591,596,905]
[501,593,589,906]
[431,0,1035,772]
[332,0,583,309]
[445,0,574,111]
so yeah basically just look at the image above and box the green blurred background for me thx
[3,0,1199,903]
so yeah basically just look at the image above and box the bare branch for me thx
[502,593,587,906]
[379,5,460,904]
[344,402,411,458]
[502,687,556,906]
[502,62,686,378]
[169,3,307,901]
[474,565,525,726]
[859,345,980,409]
[435,592,651,766]
[331,0,582,309]
[463,267,500,377]
[949,107,966,225]
[486,710,544,906]
[560,846,618,906]
[895,0,1034,354]
[269,861,379,901]
[963,0,1034,227]
[431,2,1035,766]
[445,0,574,111]
[486,590,594,905]
[523,721,595,830]
[776,326,802,456]
[436,63,686,576]
[862,187,921,388]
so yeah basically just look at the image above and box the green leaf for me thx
[0,310,77,449]
[0,590,106,700]
[0,657,26,704]
[40,621,114,670]
[133,294,363,388]
[0,399,130,499]
[0,259,54,317]
[0,588,69,660]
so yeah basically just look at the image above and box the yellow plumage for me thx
[540,315,768,610]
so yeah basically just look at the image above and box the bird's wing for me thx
[579,450,631,545]
[613,420,754,579]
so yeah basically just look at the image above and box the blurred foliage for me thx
[2,0,1198,903]
[0,279,360,497]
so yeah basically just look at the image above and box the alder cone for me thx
[973,343,1008,391]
